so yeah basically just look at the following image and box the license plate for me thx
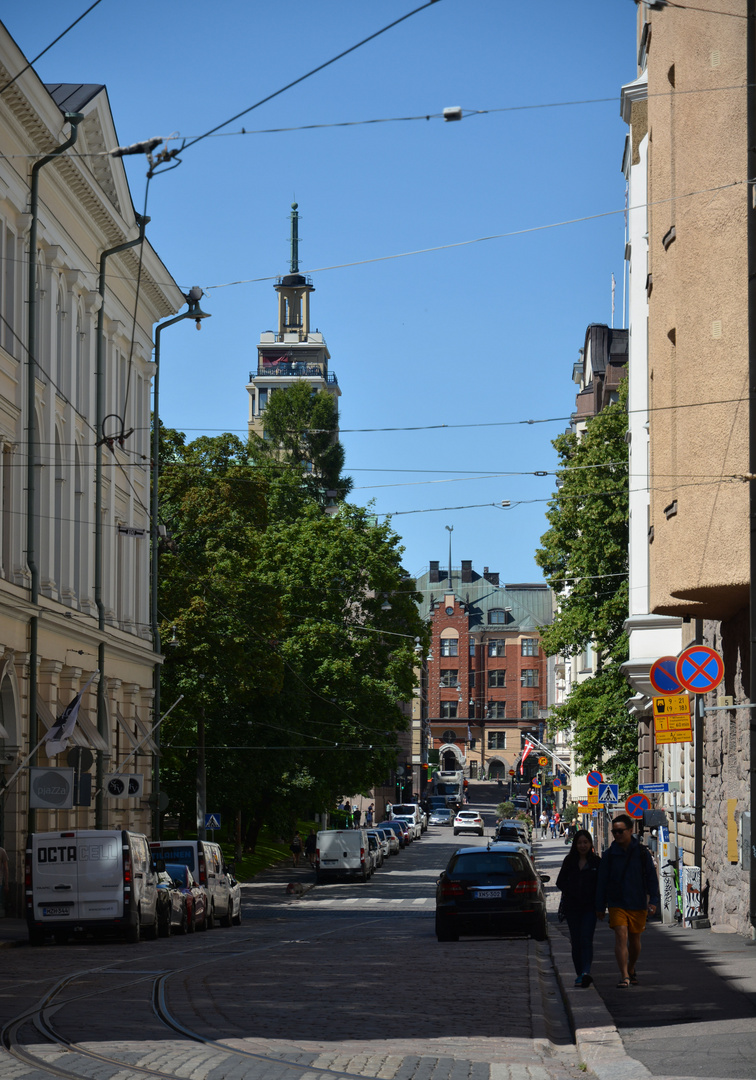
[42,906,71,916]
[473,890,501,899]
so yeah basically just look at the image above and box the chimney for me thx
[461,560,473,584]
[429,560,440,583]
[484,569,500,586]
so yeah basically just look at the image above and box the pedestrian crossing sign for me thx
[205,813,221,830]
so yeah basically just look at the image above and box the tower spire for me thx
[290,201,299,274]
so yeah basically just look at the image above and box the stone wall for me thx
[701,613,750,934]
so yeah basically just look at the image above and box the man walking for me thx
[539,810,549,838]
[596,813,660,988]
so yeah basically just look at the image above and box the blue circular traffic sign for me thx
[586,770,604,787]
[530,792,540,804]
[649,656,684,695]
[675,646,724,694]
[625,792,650,819]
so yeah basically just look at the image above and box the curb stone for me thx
[548,926,653,1080]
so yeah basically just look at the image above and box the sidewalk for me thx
[538,836,756,1080]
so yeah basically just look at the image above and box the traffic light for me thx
[422,763,430,785]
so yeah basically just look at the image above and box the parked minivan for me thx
[315,829,372,882]
[149,839,235,928]
[389,803,424,836]
[25,829,158,944]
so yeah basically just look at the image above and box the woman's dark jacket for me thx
[556,852,601,914]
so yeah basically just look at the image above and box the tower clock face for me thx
[445,606,454,615]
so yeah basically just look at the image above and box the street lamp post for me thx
[151,289,211,839]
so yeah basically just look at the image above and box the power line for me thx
[0,0,105,95]
[180,1,442,153]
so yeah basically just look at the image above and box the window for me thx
[488,731,507,750]
[439,669,459,687]
[442,728,457,742]
[469,738,477,750]
[488,670,506,688]
[440,702,458,719]
[521,669,539,687]
[521,701,537,719]
[469,672,475,687]
[488,639,506,657]
[441,637,458,657]
[489,609,507,624]
[521,638,538,656]
[258,389,268,412]
[469,640,476,656]
[488,702,506,719]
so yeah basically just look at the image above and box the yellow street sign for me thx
[538,756,548,766]
[653,694,693,744]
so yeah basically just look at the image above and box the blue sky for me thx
[6,1,637,582]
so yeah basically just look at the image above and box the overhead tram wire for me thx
[178,1,443,155]
[0,0,105,95]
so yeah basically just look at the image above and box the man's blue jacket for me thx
[595,835,661,913]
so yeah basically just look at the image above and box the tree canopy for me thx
[535,382,636,789]
[156,388,426,848]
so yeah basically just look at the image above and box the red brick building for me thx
[414,561,553,781]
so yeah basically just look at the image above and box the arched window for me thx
[489,609,507,623]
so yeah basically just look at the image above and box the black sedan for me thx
[435,844,549,942]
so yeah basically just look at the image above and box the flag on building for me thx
[519,738,534,775]
[44,672,98,756]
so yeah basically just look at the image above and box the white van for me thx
[25,830,158,944]
[150,839,235,927]
[315,829,372,882]
[390,803,424,837]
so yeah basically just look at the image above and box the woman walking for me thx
[556,829,601,987]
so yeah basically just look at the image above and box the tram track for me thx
[1,912,398,1080]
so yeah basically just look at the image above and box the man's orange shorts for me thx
[608,907,647,933]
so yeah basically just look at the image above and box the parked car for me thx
[390,807,422,839]
[435,844,550,942]
[498,819,530,841]
[226,870,243,925]
[428,808,454,826]
[453,810,485,837]
[367,832,383,869]
[381,821,409,848]
[156,871,188,936]
[374,826,400,855]
[150,840,233,928]
[165,863,207,932]
[394,820,412,845]
[368,829,390,862]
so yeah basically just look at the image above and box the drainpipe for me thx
[26,112,83,833]
[747,0,756,936]
[93,215,150,828]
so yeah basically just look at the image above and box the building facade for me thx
[0,23,182,912]
[413,561,552,785]
[623,0,749,932]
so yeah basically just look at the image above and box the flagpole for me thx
[1,735,48,799]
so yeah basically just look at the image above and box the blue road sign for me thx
[649,657,683,695]
[586,770,604,787]
[639,782,670,794]
[530,792,540,804]
[675,646,724,694]
[205,813,221,830]
[625,793,651,819]
[598,783,619,803]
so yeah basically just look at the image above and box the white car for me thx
[391,814,422,839]
[453,810,485,837]
[368,829,390,861]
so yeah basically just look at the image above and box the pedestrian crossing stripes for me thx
[273,896,434,907]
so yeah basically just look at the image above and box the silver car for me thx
[428,808,454,826]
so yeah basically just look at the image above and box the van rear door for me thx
[32,833,79,922]
[75,830,123,920]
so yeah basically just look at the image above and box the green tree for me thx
[156,416,427,850]
[535,381,636,789]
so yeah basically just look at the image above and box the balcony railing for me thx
[252,364,337,384]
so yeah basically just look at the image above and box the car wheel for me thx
[187,906,196,933]
[198,910,208,931]
[315,872,323,884]
[145,914,159,940]
[232,907,242,926]
[478,829,484,836]
[28,926,44,947]
[54,930,67,946]
[531,914,548,942]
[157,911,170,938]
[220,901,233,928]
[453,830,459,836]
[435,916,459,943]
[126,914,141,944]
[178,907,188,935]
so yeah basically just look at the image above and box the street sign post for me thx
[625,792,651,819]
[675,645,724,694]
[530,792,540,805]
